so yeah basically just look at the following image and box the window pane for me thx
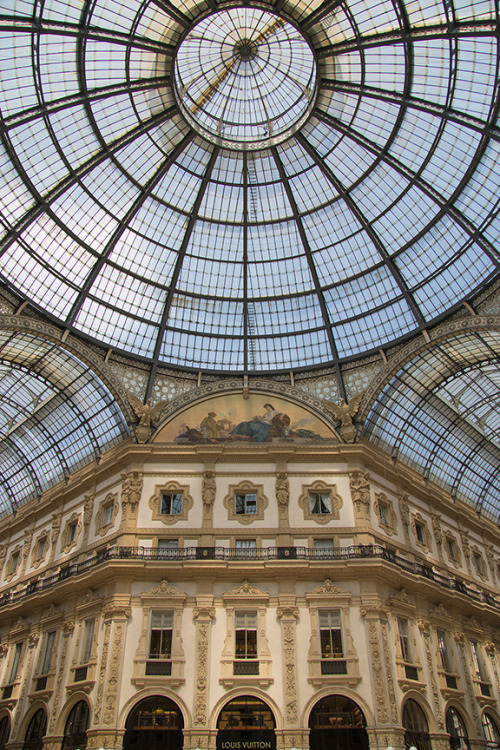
[161,493,183,514]
[309,492,331,514]
[81,619,94,664]
[40,632,55,675]
[235,493,257,514]
[150,612,174,658]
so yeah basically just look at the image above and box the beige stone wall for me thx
[0,441,498,750]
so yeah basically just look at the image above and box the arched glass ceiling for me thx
[363,330,500,519]
[0,330,129,517]
[0,0,499,373]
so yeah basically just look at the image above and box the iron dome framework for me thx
[0,0,499,375]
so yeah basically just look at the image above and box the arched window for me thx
[23,709,47,750]
[123,696,183,750]
[403,700,432,750]
[218,696,276,730]
[482,714,500,750]
[61,701,89,750]
[0,715,10,750]
[308,695,369,750]
[447,708,470,750]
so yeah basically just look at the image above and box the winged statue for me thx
[126,390,169,444]
[323,392,364,443]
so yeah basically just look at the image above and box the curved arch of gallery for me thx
[300,688,374,729]
[15,701,48,744]
[443,700,476,740]
[117,687,191,732]
[209,688,283,732]
[53,692,92,738]
[400,691,440,734]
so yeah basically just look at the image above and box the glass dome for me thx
[1,0,499,373]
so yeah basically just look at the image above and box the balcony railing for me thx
[0,544,497,611]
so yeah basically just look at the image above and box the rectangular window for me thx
[67,523,77,544]
[470,641,487,681]
[235,540,256,559]
[103,503,114,525]
[314,539,334,557]
[319,610,343,658]
[309,492,331,514]
[398,618,413,662]
[473,553,483,574]
[379,504,389,525]
[38,537,46,559]
[235,612,257,659]
[40,631,56,675]
[160,493,183,515]
[235,493,257,515]
[9,551,19,574]
[447,538,456,560]
[149,612,173,659]
[415,523,424,543]
[80,618,95,664]
[8,642,22,683]
[437,630,452,673]
[157,539,178,557]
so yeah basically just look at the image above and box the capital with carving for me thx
[28,631,40,648]
[277,606,299,620]
[193,607,216,621]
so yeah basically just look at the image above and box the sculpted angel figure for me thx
[323,391,364,443]
[126,390,168,443]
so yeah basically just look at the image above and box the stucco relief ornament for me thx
[323,392,364,443]
[276,472,290,507]
[121,470,142,510]
[202,470,216,507]
[83,493,95,528]
[126,390,168,443]
[349,470,370,516]
[312,578,345,595]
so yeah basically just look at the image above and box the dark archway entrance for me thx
[23,709,47,750]
[403,699,432,750]
[123,696,184,750]
[309,695,369,750]
[61,701,89,750]
[217,696,276,750]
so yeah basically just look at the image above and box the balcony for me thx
[0,545,497,612]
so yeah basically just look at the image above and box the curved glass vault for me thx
[1,0,499,372]
[364,329,500,519]
[0,331,129,518]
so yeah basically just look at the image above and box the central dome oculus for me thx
[174,6,317,148]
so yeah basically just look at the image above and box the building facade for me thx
[0,387,498,750]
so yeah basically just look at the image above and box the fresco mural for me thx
[154,394,338,444]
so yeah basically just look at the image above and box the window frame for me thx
[223,481,268,524]
[398,617,413,663]
[235,493,257,515]
[149,611,174,660]
[318,608,343,659]
[160,492,183,516]
[234,611,258,660]
[39,631,56,676]
[80,619,95,665]
[298,481,343,524]
[8,642,23,684]
[149,482,193,525]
